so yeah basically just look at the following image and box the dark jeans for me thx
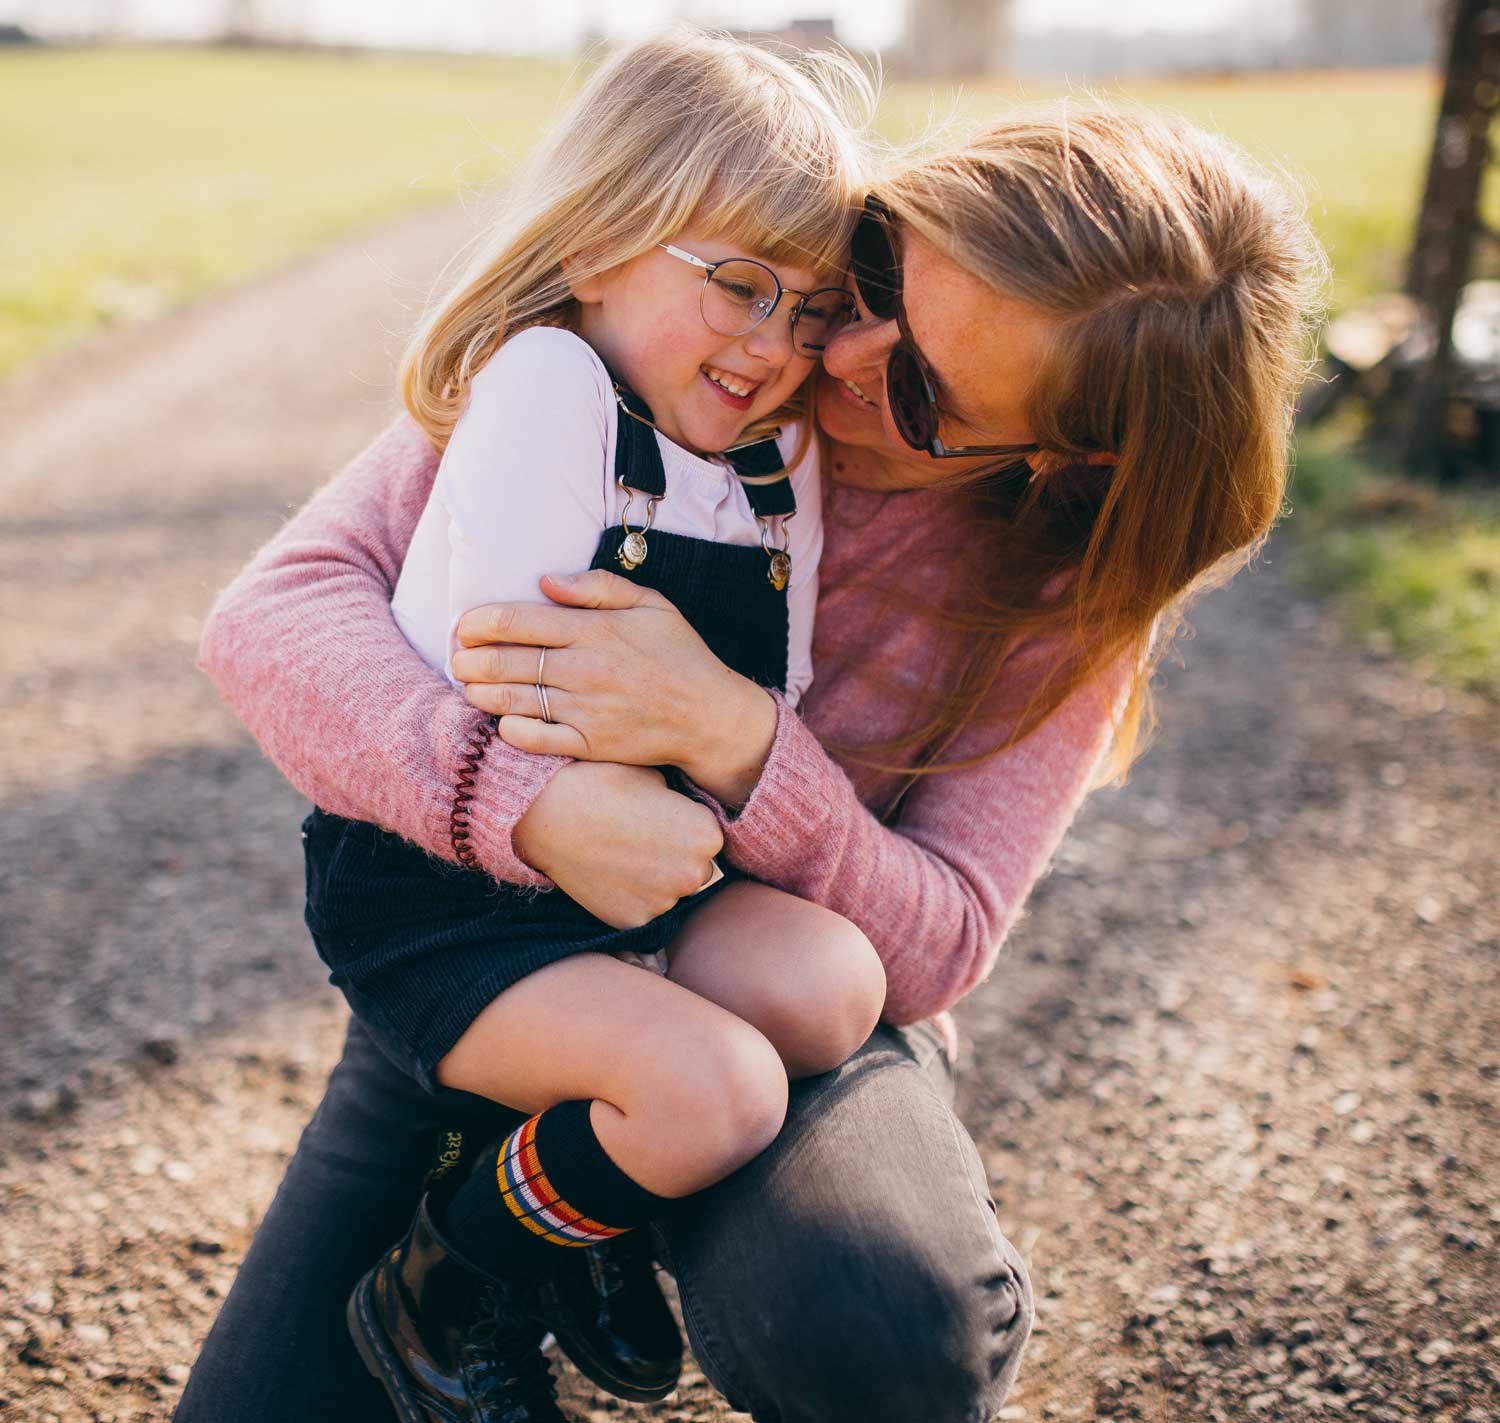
[173,1016,1032,1423]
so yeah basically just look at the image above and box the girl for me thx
[300,31,880,1423]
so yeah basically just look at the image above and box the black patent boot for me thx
[535,1229,682,1402]
[348,1193,572,1423]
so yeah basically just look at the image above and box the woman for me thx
[179,103,1319,1422]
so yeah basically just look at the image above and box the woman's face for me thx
[815,229,1061,491]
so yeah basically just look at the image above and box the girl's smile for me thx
[572,227,832,455]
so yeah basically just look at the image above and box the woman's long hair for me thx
[857,103,1324,788]
[401,30,873,451]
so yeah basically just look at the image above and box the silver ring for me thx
[695,861,725,894]
[535,647,553,724]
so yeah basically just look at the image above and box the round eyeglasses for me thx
[658,244,857,357]
[850,197,1042,461]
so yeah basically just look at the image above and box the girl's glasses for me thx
[658,244,857,356]
[849,198,1043,461]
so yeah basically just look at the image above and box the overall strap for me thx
[611,383,667,497]
[725,437,797,519]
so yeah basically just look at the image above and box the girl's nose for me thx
[741,305,799,367]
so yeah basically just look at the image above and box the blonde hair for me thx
[852,102,1324,790]
[402,30,874,450]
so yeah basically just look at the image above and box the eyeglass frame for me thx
[850,198,1043,462]
[657,244,857,355]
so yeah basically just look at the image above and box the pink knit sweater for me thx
[199,416,1118,1025]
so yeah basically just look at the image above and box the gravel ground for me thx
[1,204,1497,1423]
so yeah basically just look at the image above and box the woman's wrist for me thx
[678,672,778,810]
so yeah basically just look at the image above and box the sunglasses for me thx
[850,198,1042,461]
[659,244,858,357]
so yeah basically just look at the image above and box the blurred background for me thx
[2,5,1497,1423]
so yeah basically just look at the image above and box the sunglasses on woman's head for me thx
[850,198,1043,462]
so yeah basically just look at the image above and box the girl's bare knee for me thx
[767,919,886,1078]
[648,1020,787,1187]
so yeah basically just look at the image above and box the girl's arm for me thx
[197,416,565,888]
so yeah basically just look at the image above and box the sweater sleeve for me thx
[697,639,1124,1024]
[196,415,568,889]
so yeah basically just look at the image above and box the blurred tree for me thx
[221,0,259,45]
[906,0,1013,76]
[1403,0,1500,475]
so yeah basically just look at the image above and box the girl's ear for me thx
[560,255,606,306]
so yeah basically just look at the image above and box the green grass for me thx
[7,48,1488,696]
[0,46,579,376]
[1,49,1439,378]
[1289,430,1500,698]
[877,68,1439,312]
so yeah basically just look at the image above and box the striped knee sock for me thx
[440,1099,668,1279]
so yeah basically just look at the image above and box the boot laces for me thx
[460,1284,558,1411]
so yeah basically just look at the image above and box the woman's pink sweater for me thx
[199,417,1118,1025]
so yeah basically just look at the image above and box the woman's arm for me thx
[696,639,1122,1024]
[452,580,1122,1023]
[197,416,565,888]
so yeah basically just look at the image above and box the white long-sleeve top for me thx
[391,326,821,708]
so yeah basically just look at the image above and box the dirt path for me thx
[2,206,1496,1423]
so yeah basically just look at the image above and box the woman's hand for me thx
[452,569,778,806]
[512,761,724,929]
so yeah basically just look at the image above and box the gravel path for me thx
[2,204,1496,1423]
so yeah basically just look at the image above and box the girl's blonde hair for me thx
[402,30,873,450]
[849,102,1324,791]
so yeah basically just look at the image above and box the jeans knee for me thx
[732,1243,1034,1423]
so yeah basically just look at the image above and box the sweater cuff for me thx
[697,690,836,879]
[453,726,569,890]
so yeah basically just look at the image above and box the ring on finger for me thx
[535,647,553,724]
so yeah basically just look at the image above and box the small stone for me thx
[73,1321,110,1344]
[189,1238,224,1256]
[141,1037,181,1066]
[1201,1326,1239,1347]
[1333,1092,1362,1116]
[1416,1339,1453,1366]
[23,1289,56,1314]
[161,1363,192,1385]
[163,1160,196,1183]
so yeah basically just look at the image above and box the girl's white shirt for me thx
[392,326,820,709]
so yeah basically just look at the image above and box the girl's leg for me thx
[429,951,788,1279]
[664,880,887,1079]
[653,1021,1034,1423]
[172,1017,516,1423]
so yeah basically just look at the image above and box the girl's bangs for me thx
[692,145,861,277]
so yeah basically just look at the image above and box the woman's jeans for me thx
[173,1016,1033,1423]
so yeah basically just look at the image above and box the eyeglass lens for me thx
[850,213,901,321]
[699,259,854,356]
[852,212,934,448]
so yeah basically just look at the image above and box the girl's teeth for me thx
[706,368,753,397]
[843,378,870,402]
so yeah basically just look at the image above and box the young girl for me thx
[299,32,881,1423]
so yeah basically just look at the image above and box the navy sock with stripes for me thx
[440,1099,669,1279]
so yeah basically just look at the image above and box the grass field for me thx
[0,47,583,376]
[1,47,1438,378]
[5,46,1490,698]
